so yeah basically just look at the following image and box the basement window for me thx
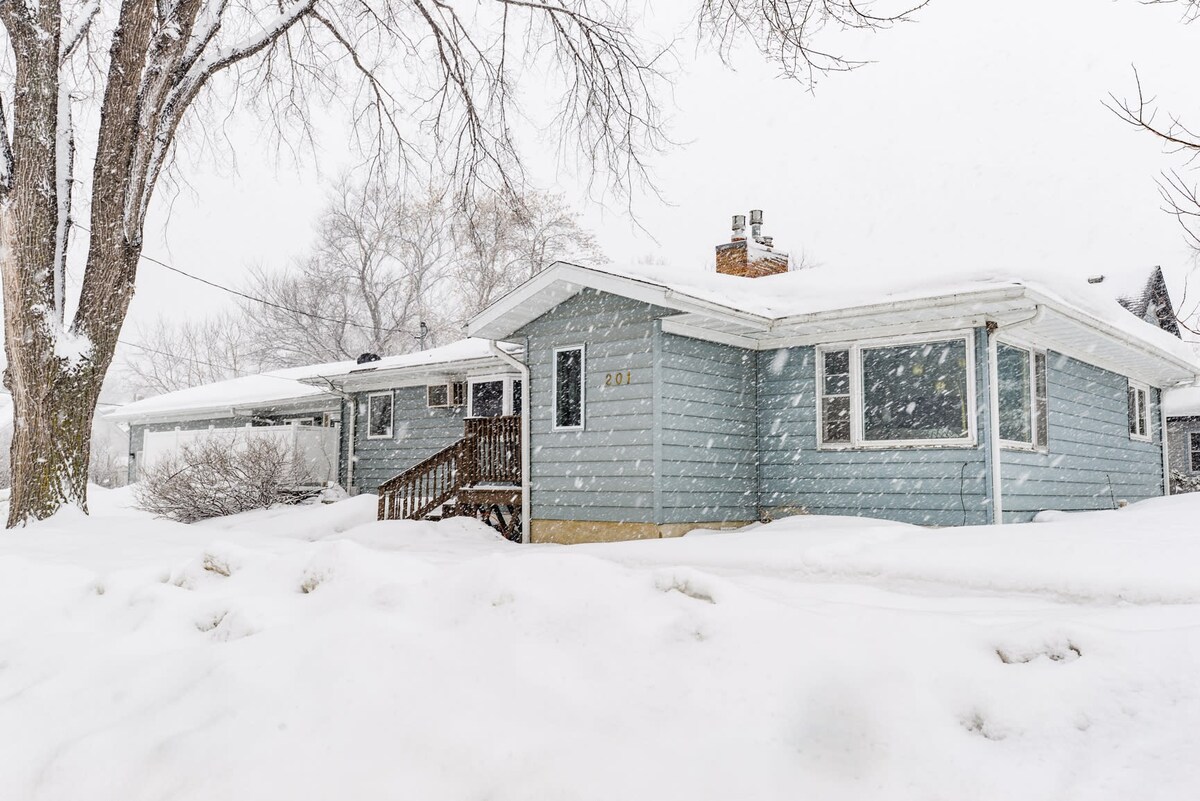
[1191,432,1200,472]
[553,345,584,430]
[366,392,393,439]
[1128,381,1151,441]
[818,333,975,448]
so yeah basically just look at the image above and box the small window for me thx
[554,346,584,430]
[1190,432,1200,472]
[427,384,449,408]
[1034,352,1048,447]
[471,380,504,418]
[512,379,523,416]
[819,349,851,444]
[366,392,393,439]
[451,381,467,407]
[1128,381,1150,441]
[997,344,1032,444]
[997,344,1049,449]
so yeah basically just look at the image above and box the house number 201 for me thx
[604,371,632,386]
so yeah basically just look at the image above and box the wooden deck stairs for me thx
[377,416,523,541]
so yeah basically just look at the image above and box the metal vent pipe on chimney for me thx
[749,209,763,242]
[731,214,746,241]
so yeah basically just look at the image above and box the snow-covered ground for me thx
[2,490,1199,800]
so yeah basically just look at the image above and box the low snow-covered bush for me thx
[134,436,319,522]
[1170,469,1200,495]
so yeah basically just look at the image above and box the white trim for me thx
[987,329,1004,524]
[1129,380,1152,442]
[467,374,519,418]
[660,317,761,349]
[468,262,772,340]
[552,344,586,432]
[815,329,978,450]
[365,391,394,439]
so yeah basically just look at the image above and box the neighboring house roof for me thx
[107,360,355,425]
[468,261,1200,387]
[297,338,522,392]
[108,339,517,425]
[1087,266,1181,338]
[1164,378,1200,418]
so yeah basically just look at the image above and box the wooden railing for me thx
[378,416,521,521]
[377,439,465,521]
[464,416,521,486]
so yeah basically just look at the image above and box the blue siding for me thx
[517,289,662,523]
[658,333,758,523]
[1000,354,1164,521]
[351,386,466,492]
[756,331,992,526]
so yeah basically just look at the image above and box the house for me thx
[109,340,517,490]
[114,213,1200,543]
[1163,385,1200,492]
[447,212,1199,542]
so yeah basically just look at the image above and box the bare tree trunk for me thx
[0,0,88,524]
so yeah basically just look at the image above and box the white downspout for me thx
[1160,394,1171,497]
[986,325,1004,525]
[489,340,531,545]
[986,305,1045,526]
[345,397,356,493]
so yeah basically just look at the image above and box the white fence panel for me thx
[140,425,339,485]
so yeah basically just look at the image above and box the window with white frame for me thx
[427,384,450,408]
[997,343,1049,449]
[470,380,505,418]
[366,392,393,439]
[1128,381,1151,441]
[554,345,584,430]
[1190,432,1200,472]
[818,335,974,447]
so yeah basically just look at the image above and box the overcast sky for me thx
[125,0,1200,352]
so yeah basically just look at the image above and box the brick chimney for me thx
[715,209,789,278]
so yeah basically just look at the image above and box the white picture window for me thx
[553,345,585,430]
[1128,381,1151,441]
[818,333,975,448]
[997,343,1048,450]
[366,392,393,439]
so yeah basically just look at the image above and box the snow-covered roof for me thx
[297,338,520,391]
[468,260,1200,386]
[108,339,512,424]
[1165,385,1200,418]
[106,360,356,424]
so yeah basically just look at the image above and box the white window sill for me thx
[817,439,978,451]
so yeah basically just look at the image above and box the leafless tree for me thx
[122,311,262,397]
[134,436,317,522]
[453,191,603,322]
[240,178,456,365]
[0,0,925,525]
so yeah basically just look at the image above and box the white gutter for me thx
[986,305,1045,525]
[488,340,531,545]
[1022,288,1200,382]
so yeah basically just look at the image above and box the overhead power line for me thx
[70,221,426,340]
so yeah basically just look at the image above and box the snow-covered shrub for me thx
[1170,470,1200,495]
[134,437,319,522]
